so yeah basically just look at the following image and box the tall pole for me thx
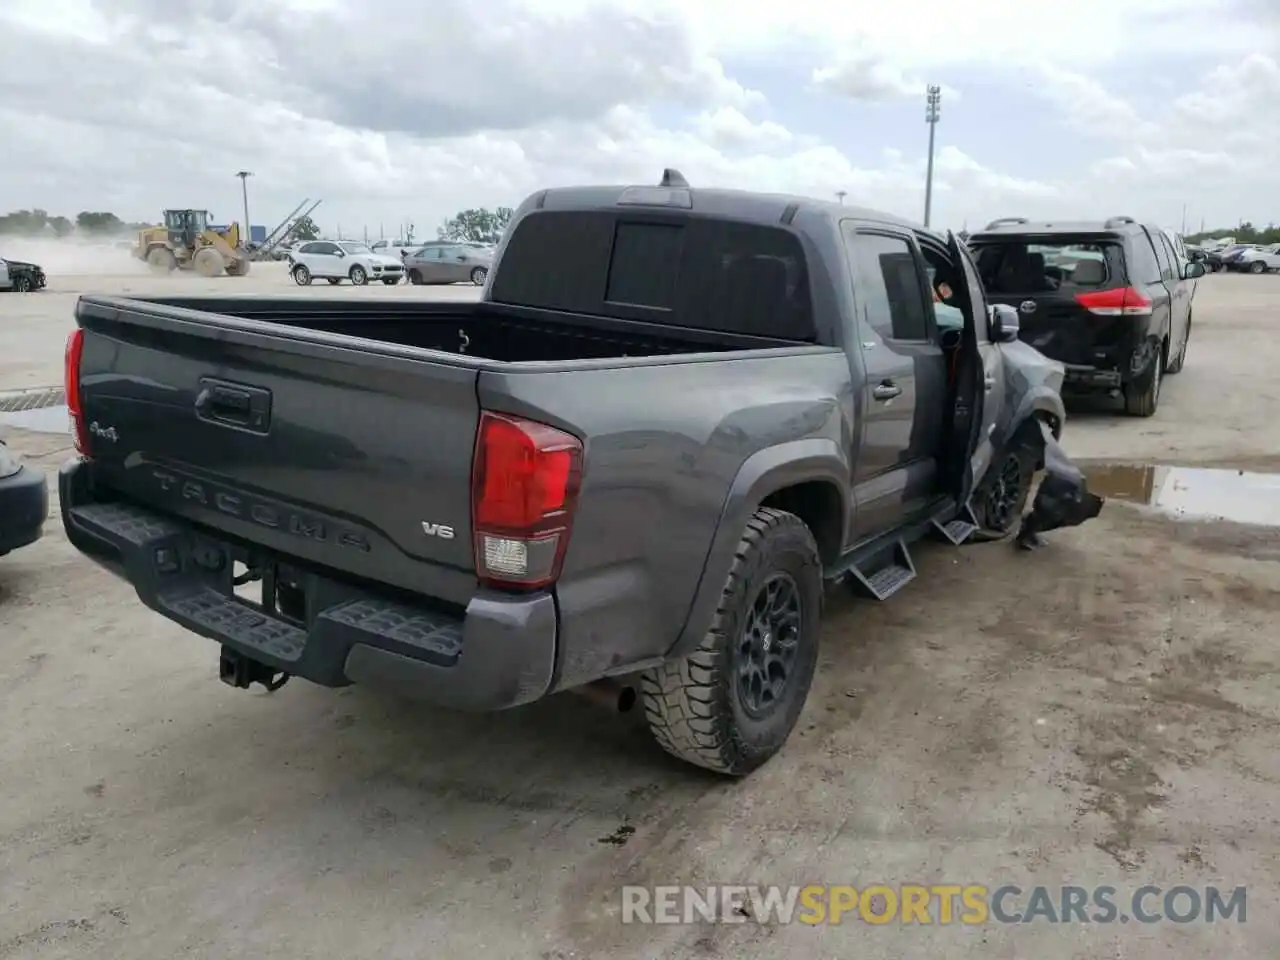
[235,171,252,244]
[923,85,941,228]
[1181,203,1187,235]
[836,191,847,205]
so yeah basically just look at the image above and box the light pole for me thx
[923,85,941,228]
[836,191,847,205]
[235,171,252,244]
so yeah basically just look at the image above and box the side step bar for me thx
[931,502,978,545]
[829,498,980,602]
[845,539,917,601]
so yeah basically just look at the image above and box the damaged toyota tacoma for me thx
[59,172,1064,775]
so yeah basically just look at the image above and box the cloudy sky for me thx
[1,0,1276,238]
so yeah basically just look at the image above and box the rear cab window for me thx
[968,236,1126,295]
[489,210,816,342]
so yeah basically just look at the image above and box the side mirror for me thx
[989,304,1020,343]
[1183,261,1205,279]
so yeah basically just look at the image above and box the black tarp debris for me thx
[1015,419,1105,550]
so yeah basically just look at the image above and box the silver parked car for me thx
[402,243,493,285]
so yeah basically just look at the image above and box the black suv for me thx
[966,216,1204,417]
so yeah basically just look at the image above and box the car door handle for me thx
[872,382,901,401]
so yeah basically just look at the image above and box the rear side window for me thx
[970,238,1119,293]
[1127,236,1162,284]
[845,231,930,341]
[490,210,815,341]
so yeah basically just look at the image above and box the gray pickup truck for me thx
[59,172,1064,775]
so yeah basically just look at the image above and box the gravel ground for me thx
[1,264,1278,959]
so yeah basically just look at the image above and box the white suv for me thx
[289,240,405,286]
[1232,243,1280,274]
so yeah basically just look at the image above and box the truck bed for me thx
[67,294,829,615]
[114,296,800,362]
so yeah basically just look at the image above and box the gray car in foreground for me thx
[402,243,493,285]
[57,172,1064,776]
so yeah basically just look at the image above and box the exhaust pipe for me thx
[570,679,637,713]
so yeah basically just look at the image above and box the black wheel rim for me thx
[983,452,1025,532]
[736,573,802,719]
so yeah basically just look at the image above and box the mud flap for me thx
[1015,421,1105,550]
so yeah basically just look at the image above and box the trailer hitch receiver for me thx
[219,646,290,692]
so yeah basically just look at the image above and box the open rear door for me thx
[944,230,1003,508]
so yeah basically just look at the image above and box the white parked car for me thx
[1231,243,1280,274]
[289,240,405,286]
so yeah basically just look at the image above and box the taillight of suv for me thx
[1073,288,1153,317]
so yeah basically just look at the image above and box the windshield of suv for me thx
[339,242,372,255]
[970,239,1115,294]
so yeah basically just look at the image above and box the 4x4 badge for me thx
[1019,300,1037,315]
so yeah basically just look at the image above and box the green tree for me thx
[1187,223,1280,245]
[287,216,320,242]
[0,208,50,234]
[47,215,74,238]
[438,206,513,243]
[75,211,125,234]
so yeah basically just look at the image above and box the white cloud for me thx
[0,0,1274,238]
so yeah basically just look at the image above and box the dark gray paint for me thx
[65,183,1065,704]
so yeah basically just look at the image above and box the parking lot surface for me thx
[2,265,1278,959]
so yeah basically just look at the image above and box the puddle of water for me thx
[0,404,70,434]
[1083,463,1280,527]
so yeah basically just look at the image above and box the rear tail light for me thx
[1073,287,1153,317]
[471,411,583,591]
[63,328,90,455]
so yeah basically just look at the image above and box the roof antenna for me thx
[660,168,688,188]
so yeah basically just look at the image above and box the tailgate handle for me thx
[195,379,272,432]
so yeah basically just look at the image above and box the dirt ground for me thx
[1,263,1278,959]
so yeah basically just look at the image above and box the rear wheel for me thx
[1123,345,1163,417]
[292,264,312,285]
[641,507,822,776]
[1249,260,1266,274]
[349,265,368,285]
[969,446,1036,541]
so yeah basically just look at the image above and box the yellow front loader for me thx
[133,209,252,277]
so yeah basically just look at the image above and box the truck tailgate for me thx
[74,300,481,606]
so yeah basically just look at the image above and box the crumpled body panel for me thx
[1016,419,1105,549]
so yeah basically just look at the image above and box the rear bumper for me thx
[0,464,48,555]
[1061,364,1122,390]
[58,458,557,710]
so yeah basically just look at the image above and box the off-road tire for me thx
[146,247,177,274]
[1165,313,1190,375]
[292,264,312,285]
[470,266,488,285]
[193,248,224,278]
[969,444,1038,541]
[1123,344,1163,417]
[349,265,368,285]
[641,507,822,776]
